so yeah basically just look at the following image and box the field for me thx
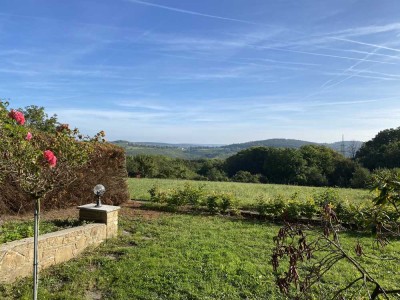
[127,178,374,209]
[1,206,399,299]
[1,180,397,299]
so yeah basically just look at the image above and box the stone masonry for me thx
[0,204,120,283]
[78,204,120,239]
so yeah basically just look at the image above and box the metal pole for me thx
[95,195,102,207]
[33,198,40,300]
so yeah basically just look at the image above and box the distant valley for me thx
[112,138,363,160]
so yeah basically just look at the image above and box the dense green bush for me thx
[206,192,235,213]
[231,170,261,183]
[256,194,318,220]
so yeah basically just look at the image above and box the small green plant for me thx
[314,188,340,207]
[175,183,204,207]
[149,183,204,208]
[218,192,235,213]
[148,185,170,203]
[284,201,301,219]
[206,193,220,213]
[167,189,186,207]
[255,196,273,216]
[271,195,287,218]
[298,197,318,219]
[205,192,235,213]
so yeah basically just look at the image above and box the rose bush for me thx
[0,100,94,205]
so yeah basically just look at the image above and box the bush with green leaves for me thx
[173,183,205,207]
[149,184,205,208]
[148,184,235,213]
[205,192,235,213]
[148,186,170,204]
[231,170,260,183]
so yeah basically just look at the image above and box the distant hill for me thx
[113,140,224,148]
[221,139,318,151]
[112,138,363,160]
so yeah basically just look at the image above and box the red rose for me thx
[8,109,25,125]
[26,132,32,141]
[43,150,57,167]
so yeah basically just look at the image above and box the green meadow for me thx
[1,211,399,299]
[127,178,374,209]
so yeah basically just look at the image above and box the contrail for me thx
[125,0,262,26]
[332,37,400,53]
[321,48,379,88]
[251,44,396,65]
[301,48,381,100]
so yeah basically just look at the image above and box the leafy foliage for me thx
[224,145,358,187]
[148,183,236,213]
[272,165,400,299]
[355,127,400,170]
[0,101,94,201]
[19,105,58,133]
[0,101,129,213]
[126,140,377,188]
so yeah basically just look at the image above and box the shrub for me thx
[149,184,205,208]
[0,101,129,214]
[176,183,205,207]
[231,171,260,183]
[255,196,274,216]
[218,192,235,213]
[313,188,340,207]
[255,195,288,218]
[148,186,170,204]
[205,192,234,213]
[298,197,318,219]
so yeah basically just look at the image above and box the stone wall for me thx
[0,223,106,283]
[0,204,120,284]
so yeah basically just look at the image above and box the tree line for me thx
[126,126,400,189]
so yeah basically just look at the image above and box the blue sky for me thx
[1,0,400,144]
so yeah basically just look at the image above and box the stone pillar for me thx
[78,204,121,238]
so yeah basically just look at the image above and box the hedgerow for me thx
[147,183,399,229]
[148,183,236,213]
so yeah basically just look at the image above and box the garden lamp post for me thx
[93,184,106,207]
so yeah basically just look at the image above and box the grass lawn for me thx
[127,178,374,209]
[1,205,399,299]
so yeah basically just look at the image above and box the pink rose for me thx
[8,109,25,125]
[43,150,57,167]
[26,132,32,141]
